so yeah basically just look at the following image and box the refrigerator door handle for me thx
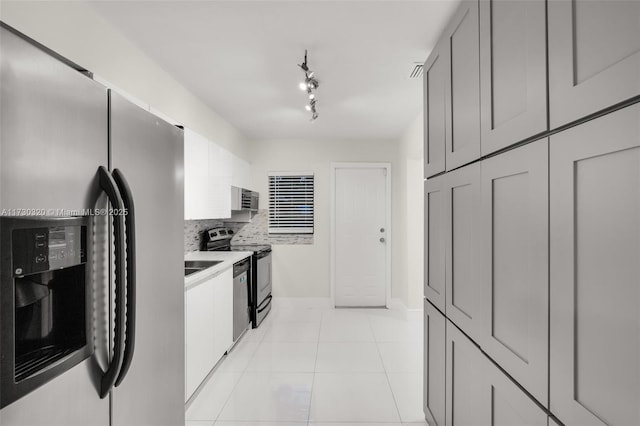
[97,166,127,398]
[112,168,136,388]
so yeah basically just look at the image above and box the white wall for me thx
[0,1,250,160]
[398,114,425,309]
[250,138,408,303]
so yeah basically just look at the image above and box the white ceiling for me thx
[90,0,460,140]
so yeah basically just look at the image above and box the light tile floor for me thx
[186,302,427,426]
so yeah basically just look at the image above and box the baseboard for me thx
[388,297,407,310]
[271,297,332,309]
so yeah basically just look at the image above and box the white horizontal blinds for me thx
[268,172,314,234]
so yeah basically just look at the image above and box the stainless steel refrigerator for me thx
[0,23,185,425]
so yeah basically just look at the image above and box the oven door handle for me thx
[112,168,136,388]
[97,166,127,399]
[257,295,272,313]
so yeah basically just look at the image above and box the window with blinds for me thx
[268,172,314,234]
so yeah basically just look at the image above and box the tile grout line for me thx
[307,309,325,425]
[368,311,405,425]
[211,325,268,425]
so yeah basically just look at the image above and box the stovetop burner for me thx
[204,227,271,254]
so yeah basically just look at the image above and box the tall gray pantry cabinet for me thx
[422,1,640,425]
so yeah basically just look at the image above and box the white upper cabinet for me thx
[479,0,547,155]
[184,129,214,220]
[548,0,640,128]
[209,142,232,220]
[184,128,251,220]
[231,154,252,189]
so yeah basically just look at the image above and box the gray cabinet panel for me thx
[480,138,549,406]
[445,163,482,342]
[424,300,446,426]
[550,103,640,426]
[0,26,108,211]
[548,0,640,128]
[445,320,484,426]
[425,175,446,311]
[484,351,548,426]
[424,36,448,178]
[445,0,481,170]
[446,317,548,426]
[480,0,547,155]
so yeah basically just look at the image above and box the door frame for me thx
[330,162,392,308]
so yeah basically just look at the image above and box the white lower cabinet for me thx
[444,321,547,426]
[185,268,233,401]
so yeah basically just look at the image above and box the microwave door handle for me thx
[97,166,127,398]
[112,169,136,388]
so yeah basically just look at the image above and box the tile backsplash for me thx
[230,210,313,245]
[183,219,224,253]
[184,210,313,253]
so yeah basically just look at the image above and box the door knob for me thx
[380,237,385,243]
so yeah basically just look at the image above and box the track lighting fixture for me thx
[298,49,319,121]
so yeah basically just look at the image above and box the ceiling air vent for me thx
[409,63,423,79]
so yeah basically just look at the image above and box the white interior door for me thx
[334,165,389,307]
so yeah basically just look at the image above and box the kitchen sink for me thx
[185,260,223,269]
[184,260,223,277]
[184,267,201,276]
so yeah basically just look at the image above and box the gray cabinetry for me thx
[446,319,548,426]
[482,342,548,426]
[480,138,549,406]
[549,103,640,426]
[424,175,446,311]
[445,0,481,170]
[444,163,481,342]
[424,300,446,426]
[479,0,547,155]
[423,36,448,178]
[548,0,640,128]
[445,321,483,426]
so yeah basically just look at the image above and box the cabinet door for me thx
[445,320,484,426]
[480,138,549,405]
[424,300,446,426]
[548,0,640,128]
[185,280,216,400]
[184,129,212,219]
[550,104,640,426]
[425,175,446,311]
[232,154,252,189]
[479,0,547,155]
[424,35,448,178]
[445,163,482,342]
[445,0,481,170]
[209,142,232,219]
[482,349,548,426]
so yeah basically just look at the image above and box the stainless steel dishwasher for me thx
[232,258,251,342]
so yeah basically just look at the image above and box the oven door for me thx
[255,294,272,327]
[256,252,272,304]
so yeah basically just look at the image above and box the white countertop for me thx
[184,251,252,290]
